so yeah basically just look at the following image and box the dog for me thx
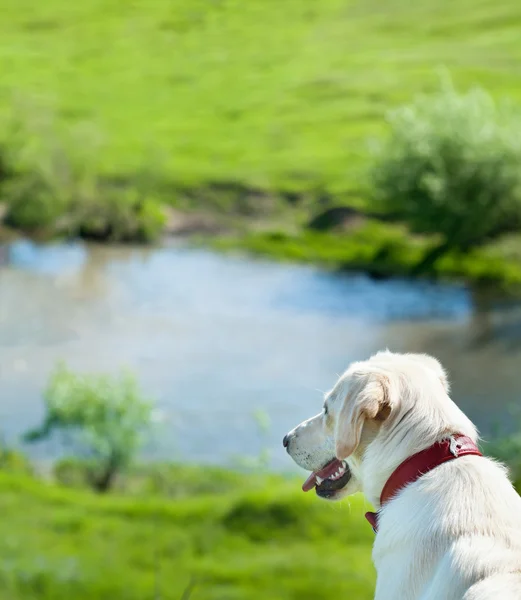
[283,351,521,599]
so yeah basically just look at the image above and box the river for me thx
[1,239,521,468]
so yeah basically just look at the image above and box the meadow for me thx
[2,0,521,192]
[0,455,518,599]
[0,466,376,600]
[1,0,521,283]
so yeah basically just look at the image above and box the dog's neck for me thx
[357,397,478,508]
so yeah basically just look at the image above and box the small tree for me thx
[370,78,521,273]
[24,363,153,492]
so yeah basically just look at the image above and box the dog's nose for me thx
[283,434,290,448]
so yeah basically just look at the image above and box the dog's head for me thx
[283,351,475,503]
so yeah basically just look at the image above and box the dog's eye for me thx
[323,405,328,416]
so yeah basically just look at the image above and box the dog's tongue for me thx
[302,458,344,492]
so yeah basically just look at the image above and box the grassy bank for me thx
[213,224,521,288]
[0,467,375,599]
[1,0,521,283]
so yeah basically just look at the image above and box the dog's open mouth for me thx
[301,458,351,498]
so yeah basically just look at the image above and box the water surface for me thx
[1,239,520,468]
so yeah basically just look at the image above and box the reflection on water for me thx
[1,239,521,467]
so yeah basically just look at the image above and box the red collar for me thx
[365,434,482,533]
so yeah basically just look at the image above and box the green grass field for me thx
[2,457,517,599]
[1,0,521,282]
[1,0,521,193]
[0,468,375,600]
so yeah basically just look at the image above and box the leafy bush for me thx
[370,78,521,271]
[24,364,154,492]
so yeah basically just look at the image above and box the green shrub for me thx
[370,78,521,270]
[24,363,154,493]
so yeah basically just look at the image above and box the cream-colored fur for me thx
[285,351,521,600]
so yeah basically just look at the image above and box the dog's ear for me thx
[335,373,391,460]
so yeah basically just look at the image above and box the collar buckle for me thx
[449,435,460,457]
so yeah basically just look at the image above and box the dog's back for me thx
[374,455,521,600]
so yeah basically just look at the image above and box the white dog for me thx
[283,351,521,600]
